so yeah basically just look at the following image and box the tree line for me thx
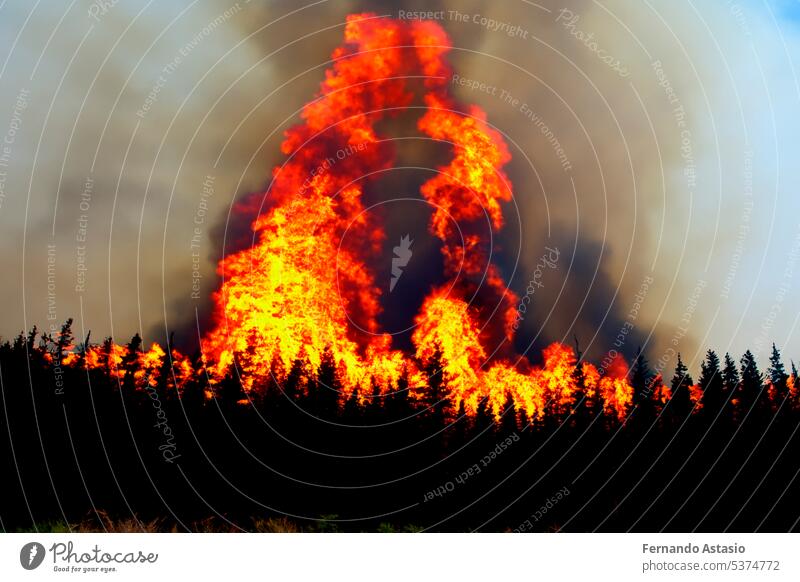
[1,320,799,532]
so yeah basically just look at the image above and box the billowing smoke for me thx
[200,0,709,367]
[2,0,798,374]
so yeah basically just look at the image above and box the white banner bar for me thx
[1,533,797,581]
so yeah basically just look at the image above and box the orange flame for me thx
[64,15,636,420]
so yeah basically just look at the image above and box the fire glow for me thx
[68,14,690,422]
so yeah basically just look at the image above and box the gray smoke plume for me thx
[1,0,798,372]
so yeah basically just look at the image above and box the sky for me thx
[0,0,799,374]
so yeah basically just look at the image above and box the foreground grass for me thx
[15,512,423,533]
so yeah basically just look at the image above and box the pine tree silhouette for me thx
[419,342,451,434]
[670,353,694,418]
[157,332,175,396]
[217,364,246,405]
[365,377,383,423]
[121,334,142,392]
[500,391,519,437]
[722,352,740,404]
[767,343,790,407]
[739,350,763,417]
[474,396,495,437]
[283,357,307,404]
[572,337,593,422]
[26,325,38,352]
[55,319,74,362]
[448,399,470,453]
[699,350,723,414]
[311,346,341,420]
[342,384,361,423]
[101,336,114,375]
[386,365,412,422]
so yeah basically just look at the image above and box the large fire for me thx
[69,14,659,421]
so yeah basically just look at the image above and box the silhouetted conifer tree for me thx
[12,330,24,352]
[699,350,723,413]
[767,343,790,405]
[26,325,38,352]
[474,396,495,437]
[157,332,175,396]
[311,346,341,419]
[217,364,246,405]
[365,377,383,423]
[342,385,361,424]
[55,319,74,362]
[572,338,593,422]
[722,352,740,405]
[283,357,307,405]
[500,391,518,437]
[448,399,470,452]
[670,353,694,418]
[386,365,411,422]
[420,342,451,432]
[121,334,142,391]
[739,350,763,416]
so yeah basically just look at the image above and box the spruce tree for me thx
[572,336,592,419]
[12,330,25,353]
[157,332,175,396]
[722,353,740,399]
[474,396,495,436]
[767,343,790,403]
[420,342,451,432]
[342,385,361,424]
[102,336,115,376]
[699,350,723,413]
[386,365,411,422]
[500,391,519,436]
[283,357,307,403]
[739,350,763,415]
[121,333,142,391]
[55,319,74,362]
[26,325,38,352]
[365,377,384,424]
[313,346,341,419]
[448,399,469,452]
[217,364,246,405]
[670,353,694,418]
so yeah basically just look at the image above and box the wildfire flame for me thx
[195,13,638,420]
[64,14,665,422]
